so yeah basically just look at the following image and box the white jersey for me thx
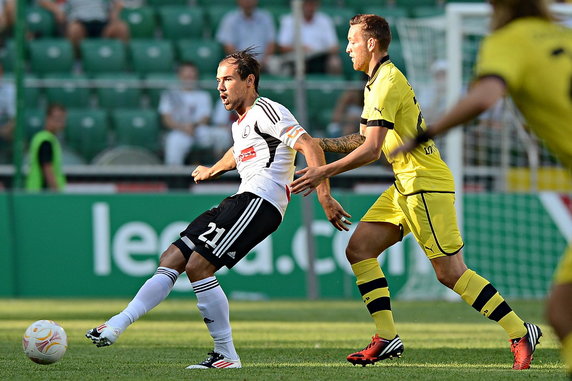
[232,97,307,217]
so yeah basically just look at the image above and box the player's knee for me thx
[185,253,216,282]
[158,245,186,273]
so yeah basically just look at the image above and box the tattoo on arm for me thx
[318,133,366,153]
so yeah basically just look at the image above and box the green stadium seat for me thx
[306,75,345,130]
[2,73,41,108]
[259,75,295,111]
[112,109,160,152]
[129,39,175,75]
[177,39,224,77]
[29,39,74,74]
[0,39,16,72]
[197,0,236,5]
[361,6,408,20]
[144,73,178,108]
[65,109,109,162]
[27,7,55,38]
[267,6,290,28]
[121,7,157,39]
[95,73,142,110]
[158,6,205,40]
[147,0,189,6]
[411,7,445,18]
[24,109,45,140]
[321,7,355,40]
[43,74,91,108]
[395,0,439,11]
[206,5,234,37]
[347,0,392,11]
[80,39,127,75]
[389,41,406,75]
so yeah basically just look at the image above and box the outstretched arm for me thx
[294,133,351,231]
[291,125,387,195]
[391,76,506,157]
[192,147,236,183]
[315,133,366,153]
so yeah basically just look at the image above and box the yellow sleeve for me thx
[476,31,526,91]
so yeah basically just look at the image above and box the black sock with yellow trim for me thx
[453,269,527,339]
[352,258,397,339]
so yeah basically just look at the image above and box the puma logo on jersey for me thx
[238,146,256,162]
[374,107,384,115]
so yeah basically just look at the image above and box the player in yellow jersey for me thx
[392,0,572,376]
[290,13,540,369]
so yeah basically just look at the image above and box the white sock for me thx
[192,276,239,360]
[107,267,179,331]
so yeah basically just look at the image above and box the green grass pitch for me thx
[0,299,566,380]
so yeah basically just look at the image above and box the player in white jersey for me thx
[86,49,350,369]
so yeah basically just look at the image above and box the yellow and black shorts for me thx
[361,184,464,259]
[554,245,572,284]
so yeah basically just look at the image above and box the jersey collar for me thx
[367,55,391,88]
[237,96,260,124]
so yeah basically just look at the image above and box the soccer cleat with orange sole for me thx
[347,334,404,366]
[511,322,542,370]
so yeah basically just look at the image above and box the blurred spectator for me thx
[277,0,341,75]
[39,0,129,55]
[0,0,15,36]
[0,63,15,164]
[216,0,276,70]
[160,62,231,166]
[326,88,363,137]
[25,104,67,192]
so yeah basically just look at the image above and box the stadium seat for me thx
[24,109,45,140]
[29,39,74,74]
[129,40,175,75]
[144,73,178,108]
[27,7,55,38]
[158,6,205,41]
[0,39,16,72]
[95,73,142,110]
[111,109,160,152]
[147,0,189,6]
[65,109,109,162]
[205,5,234,37]
[43,74,91,108]
[177,39,224,77]
[346,0,392,11]
[411,7,445,18]
[1,73,41,108]
[267,6,290,28]
[395,0,439,10]
[321,7,355,40]
[389,41,406,75]
[259,75,295,111]
[80,39,127,75]
[360,6,408,20]
[306,75,345,130]
[120,7,157,39]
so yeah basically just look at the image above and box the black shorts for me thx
[173,192,282,269]
[79,20,108,38]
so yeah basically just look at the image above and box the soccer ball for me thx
[22,320,68,365]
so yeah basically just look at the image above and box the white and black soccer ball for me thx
[22,320,68,365]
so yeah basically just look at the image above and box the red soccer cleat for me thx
[511,322,542,370]
[347,334,404,366]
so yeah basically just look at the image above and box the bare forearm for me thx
[316,133,365,153]
[210,147,236,177]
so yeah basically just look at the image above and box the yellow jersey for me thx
[476,17,572,169]
[362,56,455,194]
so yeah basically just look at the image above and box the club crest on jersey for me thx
[242,125,251,138]
[239,146,256,162]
